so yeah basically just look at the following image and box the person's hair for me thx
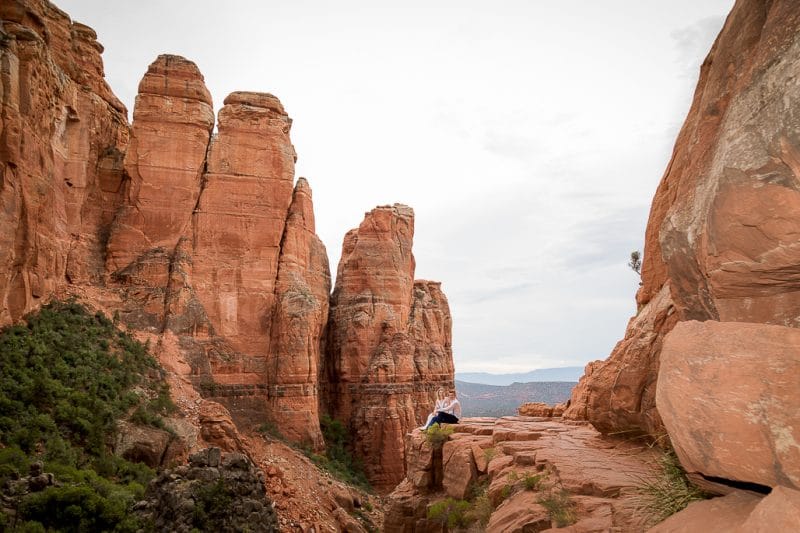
[450,389,457,396]
[436,387,444,397]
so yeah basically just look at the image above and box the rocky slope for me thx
[0,0,455,495]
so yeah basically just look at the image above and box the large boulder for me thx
[650,487,800,532]
[657,320,800,490]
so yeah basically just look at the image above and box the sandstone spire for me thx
[267,178,331,449]
[324,204,455,491]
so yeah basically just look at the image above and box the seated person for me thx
[424,388,461,429]
[420,388,447,430]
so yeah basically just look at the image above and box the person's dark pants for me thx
[425,411,459,429]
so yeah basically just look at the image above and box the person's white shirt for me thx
[440,397,462,419]
[420,396,449,429]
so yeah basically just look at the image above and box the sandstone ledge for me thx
[386,416,662,532]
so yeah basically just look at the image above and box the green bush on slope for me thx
[303,414,371,492]
[0,300,173,531]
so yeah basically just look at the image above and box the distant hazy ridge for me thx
[455,366,583,386]
[456,380,576,417]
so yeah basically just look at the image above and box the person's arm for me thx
[438,399,455,413]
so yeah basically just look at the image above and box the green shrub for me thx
[523,472,544,491]
[427,498,472,529]
[303,415,371,492]
[257,420,285,441]
[0,300,172,532]
[633,450,707,527]
[483,447,496,463]
[18,482,141,532]
[424,423,454,448]
[539,489,577,527]
[466,482,494,529]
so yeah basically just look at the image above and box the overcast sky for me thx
[58,0,734,373]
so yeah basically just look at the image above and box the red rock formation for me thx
[267,178,331,449]
[324,205,455,491]
[0,0,128,324]
[517,401,567,418]
[105,54,214,329]
[658,320,800,491]
[192,91,295,354]
[565,0,800,438]
[1,0,456,494]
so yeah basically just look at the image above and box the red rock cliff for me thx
[0,0,128,323]
[565,0,800,441]
[324,205,455,492]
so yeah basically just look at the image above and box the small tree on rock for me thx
[628,250,642,275]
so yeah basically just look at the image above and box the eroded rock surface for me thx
[658,320,800,490]
[267,178,331,449]
[324,205,455,491]
[565,0,800,441]
[0,0,129,323]
[0,0,456,493]
[386,417,660,532]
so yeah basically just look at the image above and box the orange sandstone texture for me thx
[658,321,800,491]
[386,417,660,532]
[104,54,214,329]
[0,0,129,323]
[565,0,800,438]
[323,205,455,492]
[267,178,331,449]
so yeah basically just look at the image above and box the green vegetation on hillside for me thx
[0,300,173,531]
[306,415,371,492]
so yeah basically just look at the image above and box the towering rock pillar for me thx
[325,204,455,491]
[105,55,214,329]
[189,91,296,406]
[191,92,295,418]
[267,178,331,448]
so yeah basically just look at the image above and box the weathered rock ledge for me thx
[386,416,661,532]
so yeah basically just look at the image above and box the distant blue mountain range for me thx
[455,366,584,386]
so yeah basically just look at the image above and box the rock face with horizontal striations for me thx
[105,54,214,330]
[386,417,662,533]
[323,205,455,492]
[565,0,800,440]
